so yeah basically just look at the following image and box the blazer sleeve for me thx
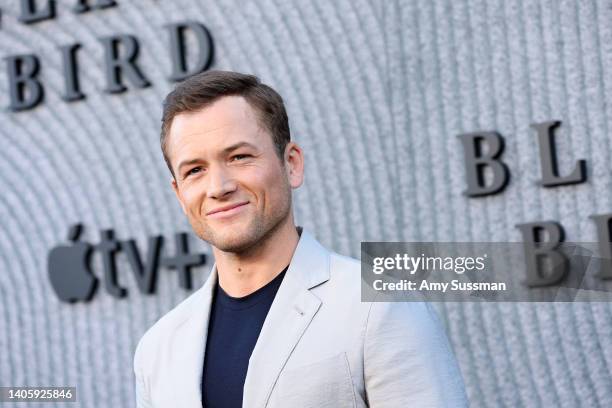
[363,301,468,407]
[134,338,153,408]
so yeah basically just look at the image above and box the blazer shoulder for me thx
[328,251,361,279]
[133,284,207,373]
[324,252,363,295]
[330,251,360,267]
[321,252,370,314]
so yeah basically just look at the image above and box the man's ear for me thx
[171,178,187,214]
[285,142,304,189]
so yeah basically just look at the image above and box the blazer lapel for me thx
[169,265,217,407]
[242,229,330,408]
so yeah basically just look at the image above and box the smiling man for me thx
[133,70,468,407]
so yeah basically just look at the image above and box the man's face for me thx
[168,96,302,253]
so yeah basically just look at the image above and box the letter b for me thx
[516,221,568,287]
[458,132,510,197]
[6,54,44,112]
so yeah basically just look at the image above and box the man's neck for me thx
[212,220,300,298]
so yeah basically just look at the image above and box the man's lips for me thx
[206,202,249,216]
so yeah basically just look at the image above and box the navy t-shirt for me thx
[201,265,288,408]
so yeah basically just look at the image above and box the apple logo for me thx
[47,224,98,302]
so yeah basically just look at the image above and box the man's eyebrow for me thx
[222,141,258,154]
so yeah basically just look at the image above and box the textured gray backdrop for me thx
[1,0,611,406]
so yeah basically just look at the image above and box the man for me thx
[134,70,468,407]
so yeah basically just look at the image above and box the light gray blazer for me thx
[133,228,468,407]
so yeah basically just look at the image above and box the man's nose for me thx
[206,165,237,199]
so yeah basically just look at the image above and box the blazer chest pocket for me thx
[273,352,356,408]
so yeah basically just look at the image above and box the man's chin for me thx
[206,228,260,253]
[212,237,258,253]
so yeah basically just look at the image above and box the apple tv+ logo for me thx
[47,224,206,303]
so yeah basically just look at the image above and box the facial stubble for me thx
[187,171,293,255]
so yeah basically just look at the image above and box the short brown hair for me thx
[160,70,291,177]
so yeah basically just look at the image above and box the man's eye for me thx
[186,167,203,177]
[231,154,250,161]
